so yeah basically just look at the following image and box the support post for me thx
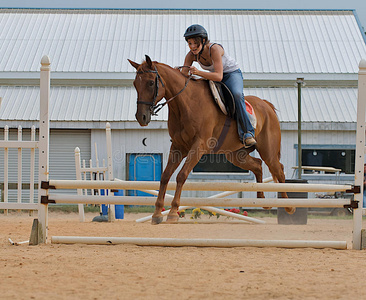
[105,123,115,221]
[4,125,9,215]
[353,59,366,250]
[75,147,85,222]
[296,78,305,179]
[37,55,50,244]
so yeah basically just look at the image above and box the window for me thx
[193,154,249,173]
[301,148,355,174]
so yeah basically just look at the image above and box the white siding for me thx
[49,129,91,180]
[92,128,171,180]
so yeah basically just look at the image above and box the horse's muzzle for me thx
[135,111,151,126]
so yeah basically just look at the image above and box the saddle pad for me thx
[209,80,227,115]
[245,101,257,129]
[209,80,256,129]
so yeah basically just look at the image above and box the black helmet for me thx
[184,24,208,41]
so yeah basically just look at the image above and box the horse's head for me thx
[128,55,165,126]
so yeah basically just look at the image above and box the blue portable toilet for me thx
[128,154,162,196]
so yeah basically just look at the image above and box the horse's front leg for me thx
[166,140,205,223]
[152,148,184,225]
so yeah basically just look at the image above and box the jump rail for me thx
[43,180,354,193]
[51,236,348,250]
[44,194,352,208]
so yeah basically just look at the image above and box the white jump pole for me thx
[51,236,347,249]
[0,203,38,210]
[37,55,50,244]
[47,180,352,193]
[353,58,366,250]
[134,190,265,224]
[134,176,275,224]
[47,194,350,208]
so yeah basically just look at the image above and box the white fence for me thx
[74,122,115,222]
[0,125,38,212]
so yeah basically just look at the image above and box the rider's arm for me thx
[181,51,195,77]
[189,44,224,81]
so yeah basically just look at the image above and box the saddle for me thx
[209,80,257,129]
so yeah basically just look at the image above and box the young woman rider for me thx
[180,24,256,148]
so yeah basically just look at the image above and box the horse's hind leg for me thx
[225,149,265,198]
[265,159,296,215]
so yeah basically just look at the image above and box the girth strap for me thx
[213,116,232,152]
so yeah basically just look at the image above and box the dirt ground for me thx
[1,211,366,300]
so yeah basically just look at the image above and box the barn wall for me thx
[91,126,356,199]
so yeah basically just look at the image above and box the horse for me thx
[128,55,293,224]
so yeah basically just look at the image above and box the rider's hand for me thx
[189,66,199,76]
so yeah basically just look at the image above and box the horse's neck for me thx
[157,64,193,113]
[157,64,188,98]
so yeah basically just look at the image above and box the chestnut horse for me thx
[128,55,292,224]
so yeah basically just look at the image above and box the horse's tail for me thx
[263,99,278,115]
[262,99,281,160]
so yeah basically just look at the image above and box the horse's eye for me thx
[148,80,154,87]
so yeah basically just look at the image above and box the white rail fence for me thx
[74,122,115,222]
[0,125,38,212]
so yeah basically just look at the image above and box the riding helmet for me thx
[184,24,208,41]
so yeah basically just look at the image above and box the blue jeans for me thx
[363,188,366,208]
[222,69,255,141]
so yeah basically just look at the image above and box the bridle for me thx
[136,66,191,116]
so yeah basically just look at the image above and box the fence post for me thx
[353,58,366,250]
[37,55,50,244]
[74,147,85,222]
[106,122,115,221]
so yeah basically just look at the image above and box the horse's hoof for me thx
[263,207,272,210]
[285,207,296,215]
[151,216,164,225]
[166,215,179,224]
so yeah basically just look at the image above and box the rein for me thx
[136,66,192,116]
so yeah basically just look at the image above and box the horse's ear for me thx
[128,59,140,70]
[145,55,153,69]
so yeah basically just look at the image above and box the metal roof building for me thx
[0,8,365,128]
[0,9,365,75]
[0,8,365,190]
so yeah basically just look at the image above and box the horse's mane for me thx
[145,61,202,81]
